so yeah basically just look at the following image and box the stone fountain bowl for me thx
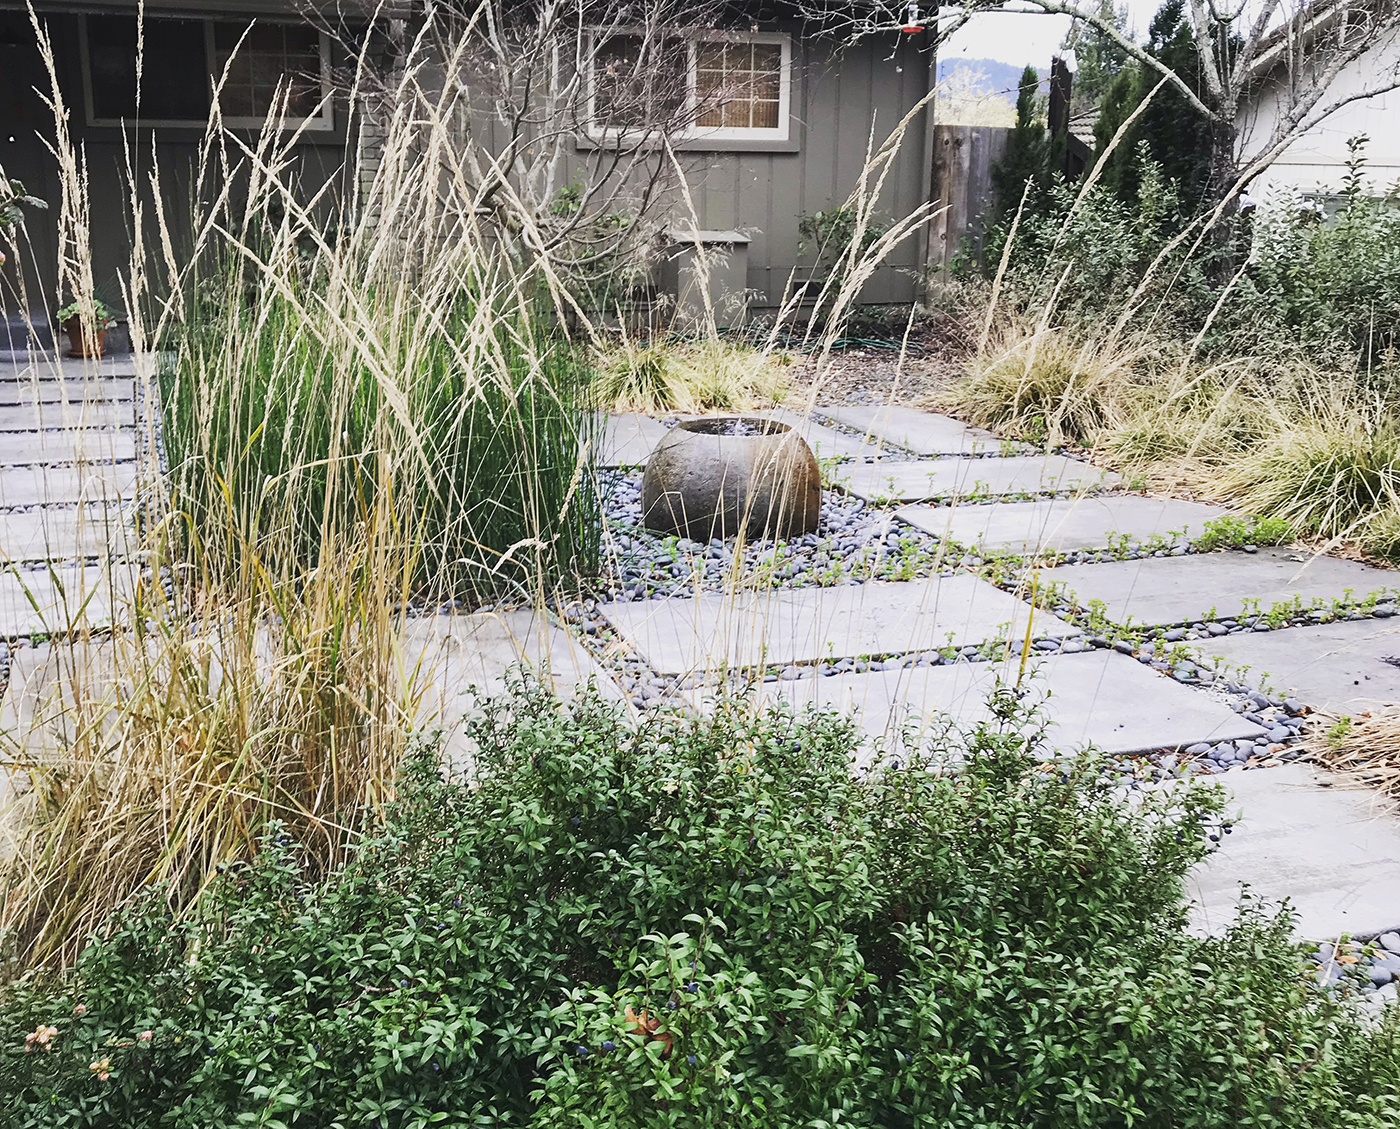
[641,416,821,541]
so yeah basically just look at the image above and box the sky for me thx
[936,1,1164,70]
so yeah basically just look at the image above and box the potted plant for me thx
[55,297,118,358]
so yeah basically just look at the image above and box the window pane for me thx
[212,21,323,121]
[88,16,210,122]
[692,38,783,133]
[593,34,685,130]
[751,100,780,129]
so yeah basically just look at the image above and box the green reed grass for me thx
[163,281,600,601]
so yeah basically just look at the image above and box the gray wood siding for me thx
[563,30,936,311]
[2,15,937,325]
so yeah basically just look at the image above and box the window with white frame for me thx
[81,15,333,131]
[588,31,791,142]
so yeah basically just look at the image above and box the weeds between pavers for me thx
[3,680,1398,1127]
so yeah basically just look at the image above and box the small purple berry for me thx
[686,981,698,993]
[601,1040,616,1053]
[686,1054,697,1065]
[576,1045,589,1057]
[571,816,581,827]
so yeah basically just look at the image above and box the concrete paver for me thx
[1052,547,1399,629]
[0,401,133,429]
[696,648,1265,758]
[0,563,138,636]
[0,464,138,507]
[601,575,1078,676]
[835,456,1121,503]
[1193,618,1400,713]
[0,378,135,404]
[814,404,1005,456]
[898,495,1232,555]
[0,507,134,562]
[403,610,624,765]
[600,413,671,468]
[1189,763,1400,938]
[760,408,882,461]
[0,356,139,381]
[0,429,136,465]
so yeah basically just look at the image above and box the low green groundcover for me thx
[3,684,1398,1127]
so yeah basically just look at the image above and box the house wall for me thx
[484,27,937,311]
[0,2,359,336]
[656,30,936,310]
[1,9,938,335]
[1242,32,1400,199]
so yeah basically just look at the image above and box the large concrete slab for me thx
[0,463,138,506]
[1193,619,1400,713]
[1189,763,1400,939]
[761,408,881,461]
[1052,548,1400,629]
[0,639,122,755]
[0,430,136,465]
[0,507,134,562]
[835,456,1121,503]
[898,495,1232,555]
[600,575,1078,676]
[0,401,133,429]
[403,610,623,764]
[0,563,138,636]
[814,404,1004,456]
[599,413,671,468]
[696,649,1266,757]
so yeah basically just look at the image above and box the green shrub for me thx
[3,683,1398,1127]
[1227,138,1400,364]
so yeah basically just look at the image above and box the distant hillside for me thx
[935,57,1030,127]
[936,57,1037,102]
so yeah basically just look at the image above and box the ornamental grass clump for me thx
[947,324,1141,447]
[1215,414,1400,544]
[3,681,1398,1126]
[0,14,599,973]
[591,338,789,414]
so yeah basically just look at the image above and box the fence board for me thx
[930,124,1010,273]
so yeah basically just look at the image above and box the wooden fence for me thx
[928,125,1011,273]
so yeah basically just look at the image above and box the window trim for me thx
[79,15,334,132]
[584,29,792,145]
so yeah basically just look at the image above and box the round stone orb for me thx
[641,417,821,541]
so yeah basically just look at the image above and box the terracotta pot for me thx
[641,417,821,541]
[63,315,106,358]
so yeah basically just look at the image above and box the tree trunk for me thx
[1203,114,1239,281]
